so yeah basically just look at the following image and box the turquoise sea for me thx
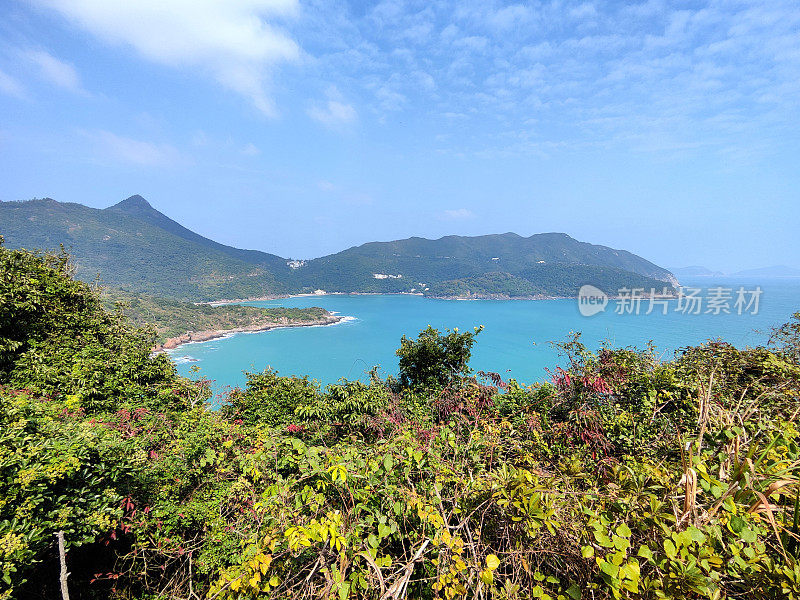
[170,278,800,404]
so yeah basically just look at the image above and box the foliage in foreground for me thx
[1,241,800,600]
[0,240,177,411]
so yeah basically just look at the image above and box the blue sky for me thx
[0,0,798,271]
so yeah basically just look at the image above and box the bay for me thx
[170,278,800,404]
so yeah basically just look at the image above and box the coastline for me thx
[426,293,560,301]
[204,291,426,306]
[152,314,345,353]
[206,289,677,305]
[205,290,559,304]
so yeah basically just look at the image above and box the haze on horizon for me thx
[0,0,798,273]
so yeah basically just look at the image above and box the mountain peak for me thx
[110,194,153,211]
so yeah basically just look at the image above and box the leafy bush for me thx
[222,369,320,427]
[772,312,800,362]
[396,325,482,389]
[0,241,176,412]
[0,388,134,598]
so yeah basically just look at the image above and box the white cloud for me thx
[488,4,532,30]
[317,180,336,192]
[241,142,260,155]
[570,3,597,20]
[290,0,799,162]
[37,0,300,115]
[24,50,83,92]
[440,24,460,42]
[441,208,475,220]
[401,21,434,45]
[0,68,25,98]
[82,129,182,166]
[373,85,407,112]
[33,0,800,162]
[307,87,357,128]
[412,70,436,91]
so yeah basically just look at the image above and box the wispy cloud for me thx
[241,142,260,156]
[487,4,533,31]
[37,0,300,115]
[24,50,84,93]
[82,129,183,166]
[0,68,25,98]
[570,3,597,20]
[299,0,800,161]
[13,0,800,166]
[307,86,357,128]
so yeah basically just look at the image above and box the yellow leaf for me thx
[521,557,531,574]
[486,554,501,571]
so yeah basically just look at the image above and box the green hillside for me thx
[102,290,332,344]
[293,234,677,296]
[0,196,290,300]
[303,232,674,282]
[107,195,291,270]
[0,195,678,300]
[426,265,676,298]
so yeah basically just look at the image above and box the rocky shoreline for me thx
[152,314,344,353]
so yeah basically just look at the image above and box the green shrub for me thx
[396,325,482,389]
[222,369,320,427]
[0,242,176,412]
[0,389,133,597]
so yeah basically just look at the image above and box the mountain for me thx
[290,232,677,296]
[671,266,726,278]
[107,195,289,269]
[0,196,291,300]
[730,265,800,278]
[0,195,678,300]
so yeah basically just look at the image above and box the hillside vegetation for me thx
[2,240,799,600]
[0,196,289,300]
[425,265,675,299]
[298,232,676,295]
[0,196,676,301]
[102,290,333,344]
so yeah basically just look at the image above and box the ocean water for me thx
[170,278,800,404]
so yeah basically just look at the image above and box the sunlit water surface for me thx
[169,278,800,406]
